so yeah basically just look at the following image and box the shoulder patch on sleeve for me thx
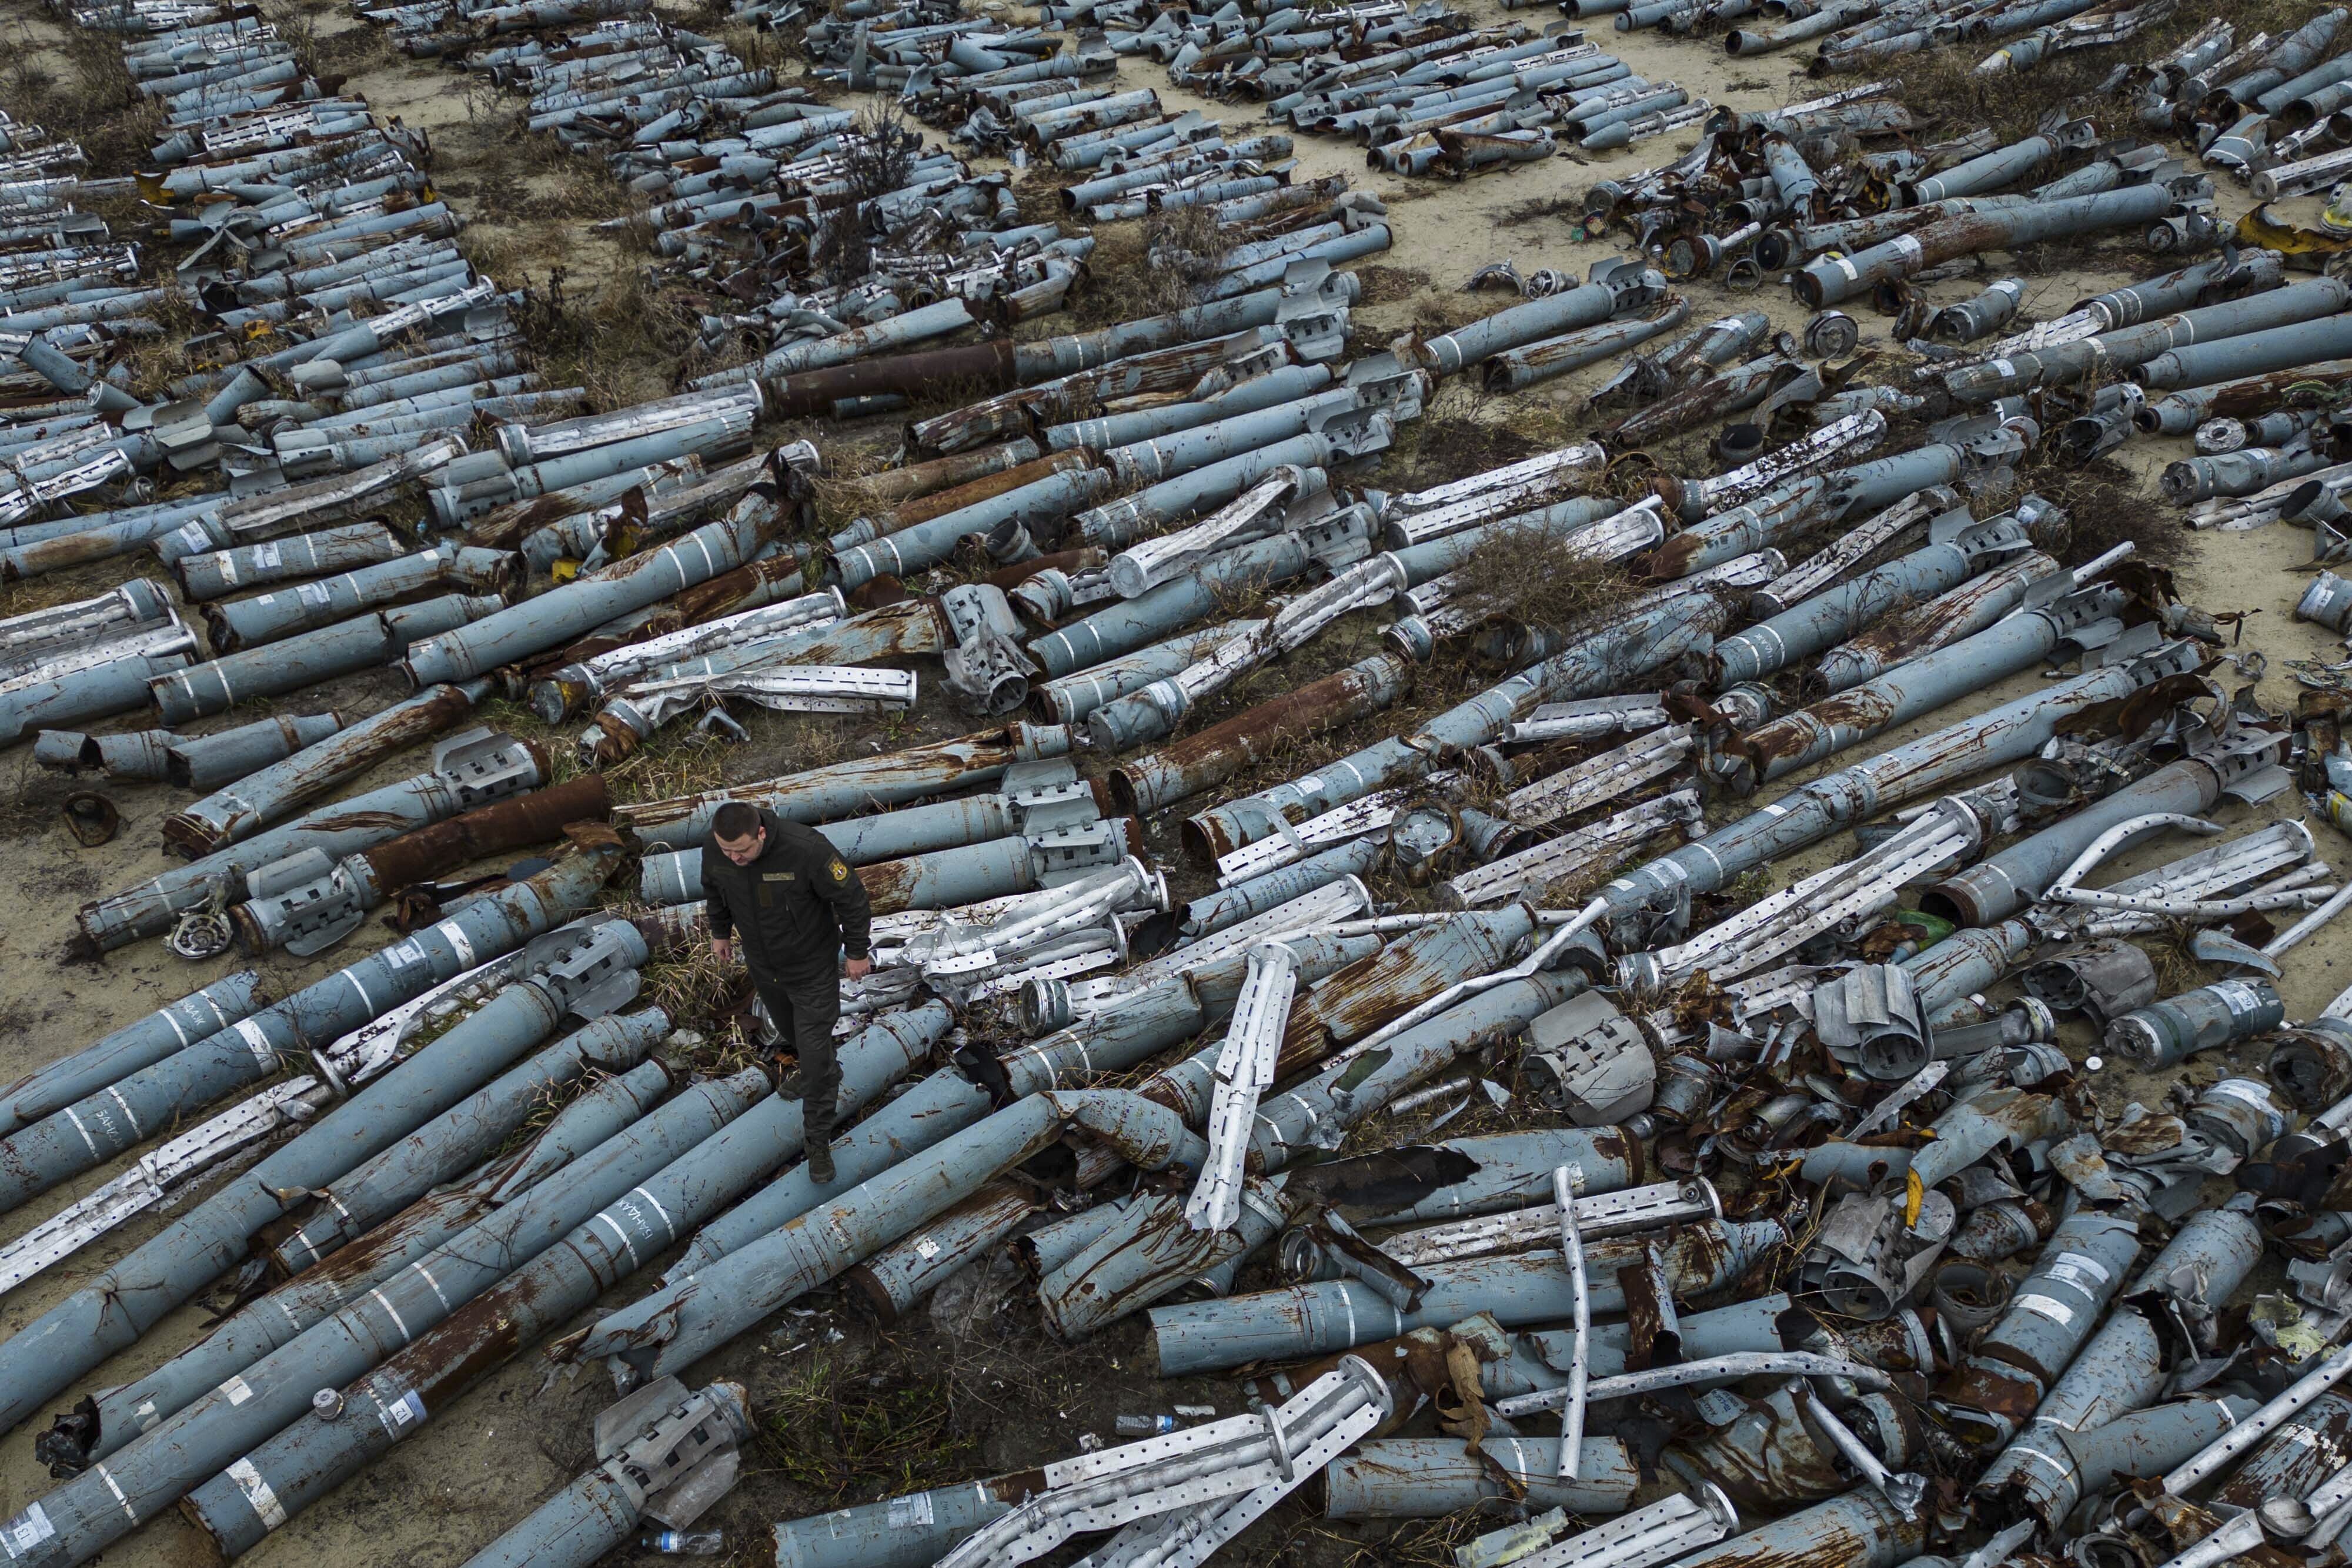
[829,858,850,881]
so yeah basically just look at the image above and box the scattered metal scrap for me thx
[19,1,2352,1567]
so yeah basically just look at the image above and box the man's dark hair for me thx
[713,802,760,841]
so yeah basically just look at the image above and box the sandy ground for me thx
[0,0,2348,1564]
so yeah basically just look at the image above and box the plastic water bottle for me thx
[640,1530,724,1555]
[1115,1413,1180,1436]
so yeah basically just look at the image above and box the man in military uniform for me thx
[702,800,872,1183]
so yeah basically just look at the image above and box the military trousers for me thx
[750,967,842,1147]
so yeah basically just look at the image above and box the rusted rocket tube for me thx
[230,773,613,956]
[1793,183,2189,307]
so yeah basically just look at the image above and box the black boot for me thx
[767,1051,802,1100]
[807,1138,836,1184]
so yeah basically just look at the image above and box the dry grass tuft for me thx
[1146,203,1225,275]
[808,462,899,540]
[1328,1513,1485,1568]
[2009,450,2189,570]
[748,710,864,778]
[1450,520,1640,640]
[713,19,791,76]
[2147,922,2207,997]
[1375,387,1553,495]
[0,751,59,842]
[643,942,754,1042]
[1878,46,2065,145]
[1498,191,1586,229]
[510,265,704,411]
[108,288,208,402]
[590,895,758,1053]
[2240,0,2348,29]
[1354,264,1435,305]
[1010,172,1066,229]
[2,24,159,173]
[454,223,524,280]
[294,15,392,76]
[270,5,323,72]
[1071,205,1224,327]
[517,160,639,225]
[818,105,921,283]
[756,1351,984,1505]
[603,727,736,806]
[270,5,390,80]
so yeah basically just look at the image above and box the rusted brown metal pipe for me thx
[978,546,1108,594]
[673,552,814,626]
[225,771,603,957]
[355,772,611,891]
[887,449,1098,531]
[2137,357,2352,434]
[856,440,1047,507]
[1108,653,1415,816]
[462,457,704,553]
[907,331,1277,458]
[765,339,1019,418]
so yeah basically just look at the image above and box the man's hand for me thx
[844,957,872,981]
[710,937,733,965]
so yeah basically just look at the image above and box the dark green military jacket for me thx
[700,809,873,981]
